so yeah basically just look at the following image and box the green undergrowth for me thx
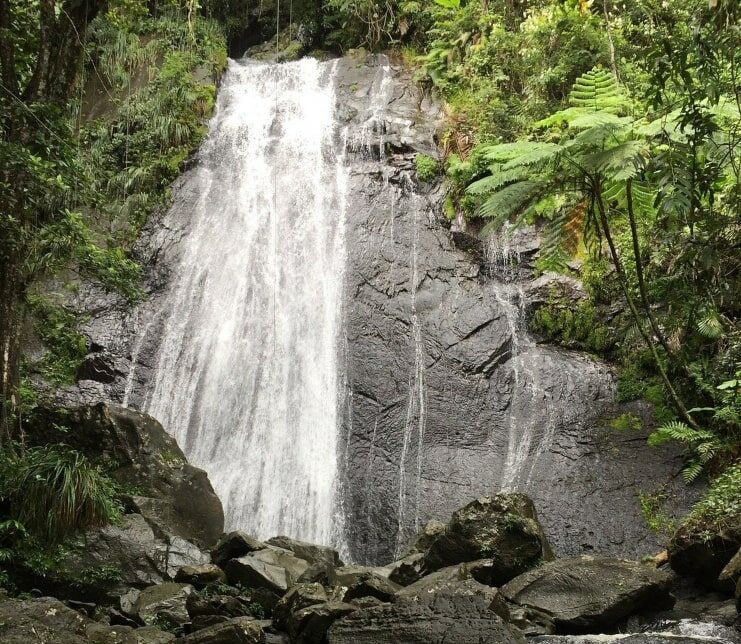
[81,7,227,249]
[0,444,124,593]
[673,462,741,544]
[531,300,613,355]
[415,154,439,182]
[26,295,88,385]
[19,5,228,401]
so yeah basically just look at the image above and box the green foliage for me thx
[648,421,726,482]
[76,565,123,587]
[638,490,676,537]
[609,413,641,432]
[531,301,613,355]
[415,154,439,182]
[0,445,122,543]
[679,462,741,541]
[26,296,88,385]
[250,602,266,619]
[81,8,226,249]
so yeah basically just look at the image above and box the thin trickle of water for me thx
[395,173,428,557]
[486,226,558,491]
[139,58,348,547]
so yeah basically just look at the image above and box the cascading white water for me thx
[142,57,347,547]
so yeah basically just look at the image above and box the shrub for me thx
[0,446,121,542]
[415,154,439,182]
[675,462,741,542]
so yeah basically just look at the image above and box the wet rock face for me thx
[334,57,696,563]
[67,55,696,566]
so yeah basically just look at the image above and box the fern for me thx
[696,310,723,340]
[583,140,648,181]
[465,165,531,195]
[648,420,726,482]
[568,68,625,111]
[478,141,551,163]
[500,143,561,169]
[475,180,547,220]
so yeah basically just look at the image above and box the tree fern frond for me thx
[568,112,631,130]
[501,143,562,170]
[584,140,648,181]
[479,141,556,164]
[475,180,545,220]
[568,68,628,113]
[465,166,530,195]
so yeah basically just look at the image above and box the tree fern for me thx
[479,141,560,164]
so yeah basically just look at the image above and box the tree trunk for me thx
[595,191,700,430]
[0,252,24,444]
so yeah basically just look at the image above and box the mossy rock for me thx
[419,494,554,585]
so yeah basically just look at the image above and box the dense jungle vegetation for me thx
[0,0,738,583]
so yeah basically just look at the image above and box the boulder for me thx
[132,583,192,627]
[297,561,337,586]
[85,622,133,643]
[212,532,267,567]
[405,520,445,555]
[122,626,177,643]
[24,403,224,546]
[225,548,310,594]
[273,583,328,630]
[178,616,265,643]
[334,565,386,586]
[192,615,231,631]
[341,572,401,603]
[349,597,385,609]
[386,553,425,586]
[718,546,741,588]
[501,556,675,632]
[395,568,509,620]
[327,590,526,643]
[266,536,343,567]
[63,513,209,590]
[669,524,741,592]
[421,494,553,584]
[186,591,252,620]
[0,596,91,643]
[163,536,212,579]
[175,564,227,587]
[289,602,358,643]
[736,578,740,613]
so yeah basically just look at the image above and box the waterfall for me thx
[141,57,347,547]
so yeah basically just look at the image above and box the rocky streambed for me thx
[4,404,739,643]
